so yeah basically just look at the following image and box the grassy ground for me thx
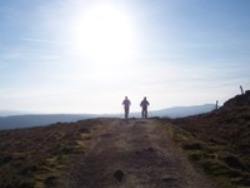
[0,119,105,188]
[167,106,250,188]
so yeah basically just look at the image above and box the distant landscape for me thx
[0,104,215,130]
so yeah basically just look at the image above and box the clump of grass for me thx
[44,175,58,188]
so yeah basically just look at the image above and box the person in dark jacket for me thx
[140,97,150,118]
[122,96,131,119]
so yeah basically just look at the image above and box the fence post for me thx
[240,85,244,95]
[215,100,219,110]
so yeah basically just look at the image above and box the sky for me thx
[0,0,249,114]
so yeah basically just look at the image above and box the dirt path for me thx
[69,119,217,188]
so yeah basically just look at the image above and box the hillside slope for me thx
[172,92,250,187]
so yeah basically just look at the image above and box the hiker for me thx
[122,96,131,119]
[140,97,150,118]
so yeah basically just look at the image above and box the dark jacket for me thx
[140,99,149,109]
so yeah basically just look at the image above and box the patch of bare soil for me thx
[69,119,217,188]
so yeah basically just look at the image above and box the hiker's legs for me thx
[125,107,129,119]
[145,109,148,118]
[142,108,147,118]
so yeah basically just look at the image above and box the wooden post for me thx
[215,100,219,110]
[240,85,244,95]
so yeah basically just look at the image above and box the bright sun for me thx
[74,3,136,70]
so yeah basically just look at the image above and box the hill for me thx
[222,90,250,108]
[152,104,215,118]
[172,91,250,187]
[0,114,98,130]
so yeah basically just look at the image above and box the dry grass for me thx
[168,106,250,187]
[0,119,106,188]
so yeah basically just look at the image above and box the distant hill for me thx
[151,104,215,118]
[0,114,98,130]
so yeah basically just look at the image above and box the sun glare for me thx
[73,3,136,71]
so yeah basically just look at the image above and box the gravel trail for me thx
[69,119,217,188]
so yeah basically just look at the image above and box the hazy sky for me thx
[0,0,249,114]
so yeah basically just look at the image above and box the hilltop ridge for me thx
[223,90,250,109]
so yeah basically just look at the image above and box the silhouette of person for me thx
[122,96,131,119]
[140,97,150,118]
